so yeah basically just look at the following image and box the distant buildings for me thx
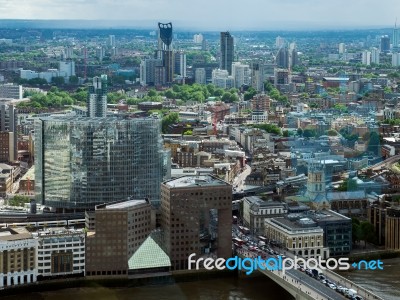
[220,32,234,75]
[161,175,232,270]
[361,50,371,66]
[0,84,22,99]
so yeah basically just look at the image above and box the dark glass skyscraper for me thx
[220,32,234,75]
[157,22,174,84]
[380,35,390,53]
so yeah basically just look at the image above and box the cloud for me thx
[0,0,398,29]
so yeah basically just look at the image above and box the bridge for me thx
[236,249,383,300]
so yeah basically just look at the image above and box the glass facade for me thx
[35,116,169,209]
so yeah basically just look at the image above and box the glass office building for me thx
[35,116,169,210]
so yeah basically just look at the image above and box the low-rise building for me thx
[34,228,85,278]
[265,217,329,259]
[0,227,37,288]
[243,196,287,235]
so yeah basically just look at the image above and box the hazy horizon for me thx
[0,19,395,32]
[0,0,398,31]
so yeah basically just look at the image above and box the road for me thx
[233,164,251,191]
[232,227,372,300]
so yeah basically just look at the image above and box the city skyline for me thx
[0,0,399,30]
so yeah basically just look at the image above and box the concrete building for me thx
[0,227,37,288]
[195,68,206,85]
[0,84,23,99]
[371,47,380,65]
[87,75,107,118]
[0,131,15,162]
[0,163,16,197]
[392,53,400,67]
[34,228,85,278]
[361,50,371,66]
[231,62,250,88]
[212,69,235,89]
[161,175,232,270]
[85,198,154,276]
[338,43,345,54]
[243,196,287,235]
[385,206,400,250]
[140,58,163,86]
[58,61,75,81]
[265,217,329,259]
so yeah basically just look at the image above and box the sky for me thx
[0,0,399,30]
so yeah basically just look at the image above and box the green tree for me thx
[244,87,257,101]
[303,128,316,138]
[297,128,303,136]
[52,76,65,86]
[360,221,376,248]
[162,112,179,133]
[337,178,358,192]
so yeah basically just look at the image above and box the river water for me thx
[3,259,400,300]
[340,258,400,300]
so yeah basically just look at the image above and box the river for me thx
[340,258,400,300]
[3,259,400,300]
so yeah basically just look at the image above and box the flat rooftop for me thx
[164,175,230,188]
[103,199,148,209]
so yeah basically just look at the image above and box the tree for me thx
[297,128,303,136]
[303,128,316,138]
[244,87,257,101]
[148,89,157,97]
[337,178,358,192]
[352,218,362,245]
[282,130,289,137]
[161,112,179,133]
[360,221,376,248]
[52,76,65,86]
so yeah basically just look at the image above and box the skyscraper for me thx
[220,32,234,75]
[276,46,289,69]
[35,116,169,210]
[371,47,380,65]
[157,22,174,84]
[381,35,390,53]
[0,103,17,162]
[393,22,399,49]
[87,75,107,118]
[362,50,371,66]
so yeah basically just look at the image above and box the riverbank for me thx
[0,269,238,297]
[346,250,400,263]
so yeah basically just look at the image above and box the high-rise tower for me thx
[393,21,399,50]
[87,75,107,118]
[157,22,174,84]
[220,32,234,75]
